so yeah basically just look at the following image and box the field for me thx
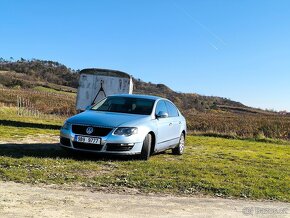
[0,87,76,116]
[0,108,289,202]
[1,60,290,141]
[187,111,290,140]
[1,86,290,140]
[33,86,76,96]
[0,107,62,139]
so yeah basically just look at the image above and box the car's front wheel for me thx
[172,133,185,155]
[140,134,152,160]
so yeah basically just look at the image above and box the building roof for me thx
[79,68,131,79]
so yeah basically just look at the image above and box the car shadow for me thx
[0,143,138,161]
[0,120,61,130]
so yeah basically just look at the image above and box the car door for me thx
[154,100,172,151]
[164,101,181,146]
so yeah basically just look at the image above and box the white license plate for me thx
[74,135,101,144]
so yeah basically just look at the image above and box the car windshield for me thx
[90,96,155,115]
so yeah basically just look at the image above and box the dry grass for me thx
[1,87,290,141]
[0,87,76,116]
[186,111,290,140]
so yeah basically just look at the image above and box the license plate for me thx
[74,135,101,144]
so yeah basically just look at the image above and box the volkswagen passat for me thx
[60,94,186,160]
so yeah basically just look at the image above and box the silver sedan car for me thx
[60,94,186,160]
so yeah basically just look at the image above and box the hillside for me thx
[1,58,290,140]
[0,59,259,113]
[0,59,79,88]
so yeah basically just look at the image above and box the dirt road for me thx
[0,181,288,218]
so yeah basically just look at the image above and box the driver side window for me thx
[155,100,168,116]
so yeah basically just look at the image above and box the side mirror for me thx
[156,111,168,119]
[85,105,91,110]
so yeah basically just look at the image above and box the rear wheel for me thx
[172,133,185,155]
[140,134,152,160]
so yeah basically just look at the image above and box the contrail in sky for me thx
[209,43,219,50]
[170,0,226,49]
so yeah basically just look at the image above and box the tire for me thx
[140,134,152,160]
[172,133,185,155]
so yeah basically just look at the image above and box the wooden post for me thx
[17,96,19,116]
[19,96,22,116]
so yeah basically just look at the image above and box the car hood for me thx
[67,110,151,127]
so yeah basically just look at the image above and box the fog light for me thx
[120,143,134,146]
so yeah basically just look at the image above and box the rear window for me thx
[91,96,155,115]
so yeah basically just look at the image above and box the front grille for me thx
[60,137,71,147]
[72,142,103,151]
[72,125,112,137]
[106,143,134,151]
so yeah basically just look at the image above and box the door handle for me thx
[169,122,173,126]
[179,121,182,125]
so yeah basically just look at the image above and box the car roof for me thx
[108,94,163,101]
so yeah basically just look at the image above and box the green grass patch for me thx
[0,108,289,201]
[191,130,290,145]
[0,107,65,126]
[0,135,288,202]
[0,125,59,139]
[33,86,76,96]
[0,107,62,139]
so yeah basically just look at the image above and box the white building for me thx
[76,68,133,111]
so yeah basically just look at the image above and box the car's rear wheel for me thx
[140,134,152,160]
[172,133,185,155]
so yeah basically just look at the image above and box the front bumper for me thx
[60,127,143,155]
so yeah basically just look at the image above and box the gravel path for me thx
[0,181,289,218]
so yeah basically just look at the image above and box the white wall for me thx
[76,73,133,111]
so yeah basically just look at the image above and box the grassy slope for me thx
[0,107,64,125]
[33,86,76,96]
[0,126,58,139]
[0,137,289,201]
[0,107,62,139]
[0,108,289,201]
[1,69,290,140]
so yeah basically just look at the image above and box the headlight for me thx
[114,127,138,136]
[62,122,71,130]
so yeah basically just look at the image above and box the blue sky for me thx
[1,0,290,111]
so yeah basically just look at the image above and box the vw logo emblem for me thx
[86,127,94,135]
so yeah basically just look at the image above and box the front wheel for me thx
[140,134,152,160]
[172,133,185,155]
